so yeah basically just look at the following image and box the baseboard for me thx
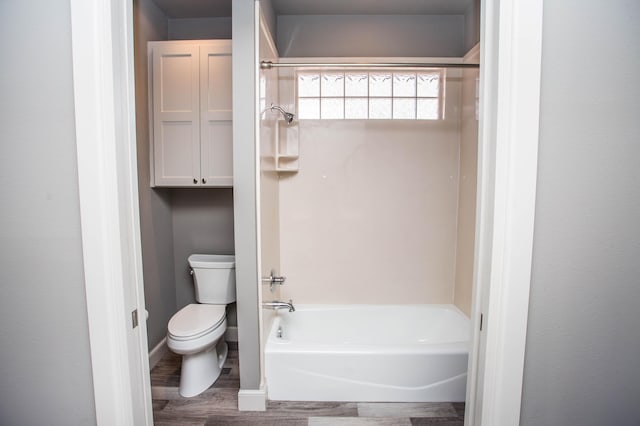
[237,387,266,411]
[148,337,168,370]
[225,325,238,342]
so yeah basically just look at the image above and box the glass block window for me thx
[296,69,444,120]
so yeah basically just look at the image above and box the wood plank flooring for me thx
[151,344,465,425]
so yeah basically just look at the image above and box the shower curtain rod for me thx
[260,60,479,70]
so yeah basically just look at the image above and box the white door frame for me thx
[69,0,543,424]
[70,0,153,424]
[465,0,543,425]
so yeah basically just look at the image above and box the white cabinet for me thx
[149,40,232,187]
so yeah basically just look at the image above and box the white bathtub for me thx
[265,304,470,402]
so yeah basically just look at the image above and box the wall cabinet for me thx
[149,40,232,187]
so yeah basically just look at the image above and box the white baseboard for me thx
[238,387,266,411]
[225,325,238,342]
[148,337,168,370]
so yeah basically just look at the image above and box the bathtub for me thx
[265,304,470,402]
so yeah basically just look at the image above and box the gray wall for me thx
[134,0,177,350]
[135,1,238,350]
[165,15,237,325]
[233,0,263,391]
[172,189,235,315]
[0,1,96,424]
[169,17,232,40]
[260,0,278,43]
[521,1,640,425]
[276,14,465,57]
[463,0,480,53]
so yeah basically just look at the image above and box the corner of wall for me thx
[453,43,480,318]
[232,0,262,392]
[259,0,278,41]
[134,0,175,350]
[463,0,481,54]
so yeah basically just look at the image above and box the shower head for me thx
[270,104,295,124]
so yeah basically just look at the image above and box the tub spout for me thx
[263,299,295,312]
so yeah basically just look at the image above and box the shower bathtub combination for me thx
[265,304,470,402]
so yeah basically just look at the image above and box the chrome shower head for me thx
[283,111,295,124]
[270,104,295,124]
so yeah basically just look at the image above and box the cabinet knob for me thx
[193,178,198,184]
[202,178,207,184]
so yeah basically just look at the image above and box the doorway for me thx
[69,0,544,424]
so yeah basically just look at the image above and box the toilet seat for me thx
[168,304,226,341]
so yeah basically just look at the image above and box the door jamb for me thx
[70,0,153,424]
[465,0,544,425]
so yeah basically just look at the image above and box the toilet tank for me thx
[188,254,236,304]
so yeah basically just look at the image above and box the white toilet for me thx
[167,254,236,397]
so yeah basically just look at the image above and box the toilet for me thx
[167,254,236,397]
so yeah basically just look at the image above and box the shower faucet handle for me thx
[271,275,286,284]
[261,270,286,291]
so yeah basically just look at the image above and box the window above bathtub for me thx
[296,69,444,120]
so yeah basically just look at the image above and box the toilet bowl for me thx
[166,254,236,397]
[167,304,228,397]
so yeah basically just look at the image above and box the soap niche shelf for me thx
[275,120,299,173]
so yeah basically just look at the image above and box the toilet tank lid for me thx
[188,254,235,269]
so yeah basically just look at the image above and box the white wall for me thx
[454,45,479,316]
[521,1,640,425]
[0,1,96,423]
[258,11,281,383]
[278,72,462,304]
[277,15,466,57]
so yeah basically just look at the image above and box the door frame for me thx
[465,0,544,425]
[70,0,153,424]
[69,0,543,424]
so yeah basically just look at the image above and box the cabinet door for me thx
[152,44,200,186]
[200,42,233,187]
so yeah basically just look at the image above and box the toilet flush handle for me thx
[189,268,194,276]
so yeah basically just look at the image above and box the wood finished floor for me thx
[151,344,465,425]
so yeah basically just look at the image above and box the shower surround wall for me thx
[272,5,481,311]
[453,44,480,317]
[278,70,463,304]
[258,13,282,376]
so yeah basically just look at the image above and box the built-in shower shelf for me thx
[276,154,299,172]
[276,121,299,173]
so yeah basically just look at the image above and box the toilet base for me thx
[179,340,229,397]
